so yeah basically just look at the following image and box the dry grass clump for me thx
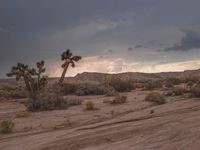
[85,101,96,111]
[110,95,127,104]
[145,92,166,105]
[0,120,14,134]
[15,111,31,118]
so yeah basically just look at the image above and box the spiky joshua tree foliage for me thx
[59,49,81,83]
[7,61,48,96]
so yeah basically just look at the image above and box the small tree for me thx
[59,49,81,83]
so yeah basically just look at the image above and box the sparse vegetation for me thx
[15,111,31,118]
[145,92,166,105]
[0,120,14,134]
[6,49,82,111]
[110,95,127,104]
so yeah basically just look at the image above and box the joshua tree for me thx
[7,61,48,95]
[7,63,34,91]
[59,49,81,83]
[35,60,47,89]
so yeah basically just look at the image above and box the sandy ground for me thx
[0,90,200,150]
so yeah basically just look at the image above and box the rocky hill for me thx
[66,69,200,83]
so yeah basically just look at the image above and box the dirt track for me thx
[1,90,200,150]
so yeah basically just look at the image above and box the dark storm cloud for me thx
[1,0,200,77]
[164,29,200,51]
[127,47,133,51]
[135,45,146,49]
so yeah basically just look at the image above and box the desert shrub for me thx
[191,85,200,97]
[144,80,163,90]
[167,78,183,85]
[27,93,67,111]
[105,86,118,97]
[172,87,186,96]
[134,82,145,89]
[164,91,174,96]
[76,84,106,96]
[145,92,166,105]
[110,95,127,104]
[164,80,174,88]
[0,120,14,134]
[27,84,68,111]
[187,81,194,87]
[185,76,199,84]
[65,98,82,106]
[108,77,135,92]
[85,101,95,110]
[61,83,79,95]
[15,111,31,118]
[0,85,27,99]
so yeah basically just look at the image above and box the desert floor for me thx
[1,90,200,150]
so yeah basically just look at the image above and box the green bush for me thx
[145,92,166,105]
[110,95,127,104]
[0,120,14,134]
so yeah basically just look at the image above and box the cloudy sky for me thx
[1,0,200,77]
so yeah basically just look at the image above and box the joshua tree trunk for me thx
[37,73,40,90]
[23,76,31,91]
[59,63,69,83]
